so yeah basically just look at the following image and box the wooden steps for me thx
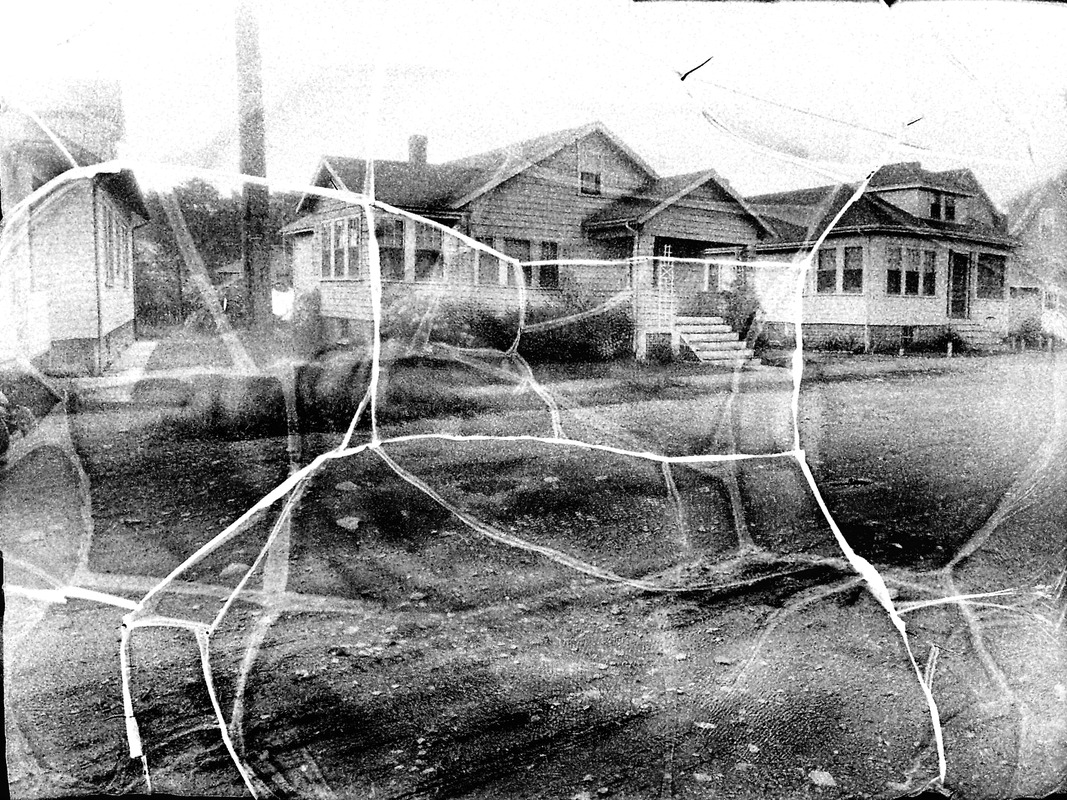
[675,316,754,365]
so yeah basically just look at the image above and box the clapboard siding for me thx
[467,131,652,258]
[96,189,136,339]
[644,206,760,243]
[37,181,98,339]
[291,231,318,295]
[0,222,50,361]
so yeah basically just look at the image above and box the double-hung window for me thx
[887,245,935,297]
[539,241,560,289]
[816,249,837,294]
[375,216,405,280]
[842,246,863,293]
[320,214,364,278]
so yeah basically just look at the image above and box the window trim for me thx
[320,212,365,279]
[886,244,937,298]
[815,244,864,295]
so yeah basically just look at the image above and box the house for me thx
[0,80,148,375]
[282,122,776,359]
[1006,170,1067,338]
[748,162,1022,351]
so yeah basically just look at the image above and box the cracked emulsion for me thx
[4,78,1067,798]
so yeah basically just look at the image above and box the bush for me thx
[905,329,969,354]
[1009,316,1044,347]
[814,332,865,353]
[469,301,634,364]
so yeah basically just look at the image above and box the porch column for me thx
[403,220,416,282]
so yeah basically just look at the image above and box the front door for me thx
[948,251,970,319]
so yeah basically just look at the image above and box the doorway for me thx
[948,251,970,319]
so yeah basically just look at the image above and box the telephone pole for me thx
[235,1,271,326]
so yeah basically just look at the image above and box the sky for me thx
[3,0,1067,207]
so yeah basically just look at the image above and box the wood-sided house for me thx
[281,122,775,357]
[748,162,1022,351]
[1007,169,1067,338]
[0,85,148,375]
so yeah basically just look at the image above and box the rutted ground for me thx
[4,354,1066,798]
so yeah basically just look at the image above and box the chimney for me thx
[409,134,428,166]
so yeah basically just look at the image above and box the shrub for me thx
[1009,316,1044,347]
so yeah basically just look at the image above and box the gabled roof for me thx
[584,168,776,237]
[750,175,1012,250]
[1008,169,1067,237]
[293,121,658,215]
[866,162,976,195]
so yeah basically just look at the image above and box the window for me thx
[904,249,920,296]
[887,246,935,296]
[922,250,936,296]
[944,195,956,222]
[346,217,362,277]
[579,143,602,196]
[580,171,601,196]
[842,246,863,293]
[976,253,1006,299]
[414,223,443,282]
[100,203,130,290]
[332,219,345,276]
[540,241,560,289]
[503,238,531,287]
[816,249,836,294]
[475,238,499,285]
[929,192,942,220]
[886,246,902,294]
[375,216,405,280]
[320,215,364,278]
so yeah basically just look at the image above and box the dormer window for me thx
[929,192,942,220]
[929,192,960,222]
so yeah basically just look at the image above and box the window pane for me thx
[347,217,362,277]
[922,251,936,296]
[333,220,345,277]
[842,246,863,293]
[887,269,901,295]
[321,224,331,277]
[522,263,533,286]
[816,249,836,293]
[541,241,559,262]
[540,263,560,289]
[503,238,531,262]
[904,270,920,295]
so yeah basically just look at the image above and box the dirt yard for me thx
[4,352,1066,799]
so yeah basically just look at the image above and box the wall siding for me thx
[466,131,651,259]
[37,181,99,340]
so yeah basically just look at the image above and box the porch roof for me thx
[582,169,776,238]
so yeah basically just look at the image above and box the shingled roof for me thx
[749,164,1012,249]
[293,122,658,215]
[583,168,775,237]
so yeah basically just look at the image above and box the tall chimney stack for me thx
[409,134,428,166]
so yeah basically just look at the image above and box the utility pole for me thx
[235,1,271,326]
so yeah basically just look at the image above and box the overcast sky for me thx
[4,0,1066,207]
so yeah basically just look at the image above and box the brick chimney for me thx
[409,134,428,166]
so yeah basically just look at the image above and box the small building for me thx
[1006,170,1067,339]
[0,81,148,375]
[281,122,774,359]
[748,163,1021,351]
